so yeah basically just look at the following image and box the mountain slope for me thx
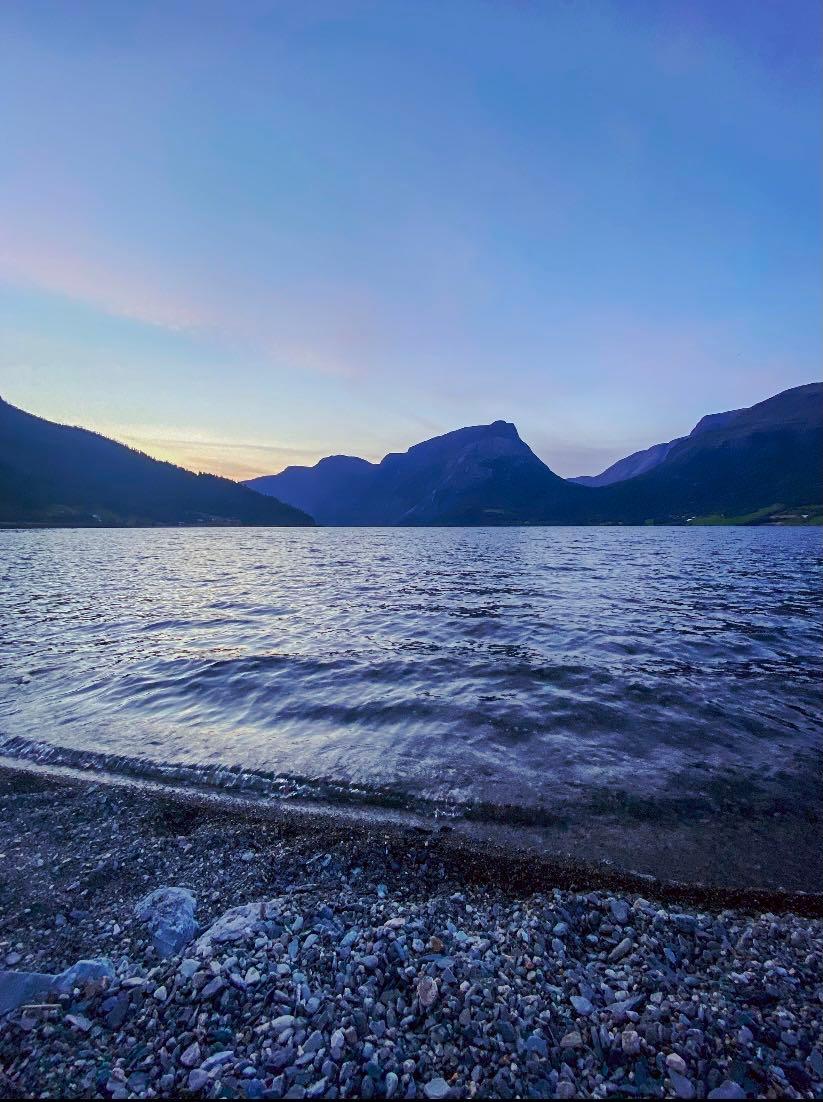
[571,404,745,487]
[247,455,375,526]
[0,398,314,527]
[586,382,822,523]
[571,439,680,487]
[248,420,590,525]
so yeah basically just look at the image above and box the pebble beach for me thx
[0,768,821,1100]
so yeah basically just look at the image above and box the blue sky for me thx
[1,0,820,478]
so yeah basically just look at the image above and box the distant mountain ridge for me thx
[0,398,313,527]
[248,383,822,525]
[571,405,747,488]
[248,420,590,525]
[570,439,679,487]
[570,382,822,524]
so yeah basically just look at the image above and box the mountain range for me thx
[1,382,819,527]
[246,382,822,526]
[0,397,313,527]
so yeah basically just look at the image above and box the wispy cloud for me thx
[0,219,385,380]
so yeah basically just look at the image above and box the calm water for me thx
[1,527,821,827]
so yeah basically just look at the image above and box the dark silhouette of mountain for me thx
[578,382,822,523]
[0,398,313,527]
[571,405,744,487]
[247,455,374,525]
[248,420,590,525]
[247,383,821,525]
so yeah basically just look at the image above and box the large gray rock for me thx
[195,900,280,952]
[135,886,197,957]
[0,970,55,1014]
[0,957,114,1014]
[54,958,114,992]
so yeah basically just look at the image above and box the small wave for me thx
[0,732,457,819]
[1,732,813,836]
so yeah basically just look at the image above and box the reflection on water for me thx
[0,526,820,821]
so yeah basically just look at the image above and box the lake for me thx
[1,526,821,886]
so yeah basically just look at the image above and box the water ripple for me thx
[0,526,820,819]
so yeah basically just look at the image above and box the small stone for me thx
[201,976,225,999]
[201,1050,234,1072]
[621,1030,641,1055]
[570,995,593,1015]
[561,1031,582,1048]
[669,1070,695,1099]
[127,1071,148,1092]
[423,1078,451,1100]
[673,914,697,934]
[610,899,630,924]
[609,937,633,962]
[105,993,129,1030]
[666,1053,687,1076]
[707,1084,746,1101]
[188,1068,209,1091]
[417,974,438,1008]
[526,1033,548,1058]
[303,1029,324,1054]
[181,1041,201,1068]
[497,1020,516,1043]
[65,1013,92,1032]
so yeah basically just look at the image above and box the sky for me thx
[0,0,820,479]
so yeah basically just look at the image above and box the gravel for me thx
[0,772,821,1098]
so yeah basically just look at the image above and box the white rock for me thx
[423,1078,450,1100]
[195,901,279,951]
[417,974,438,1008]
[666,1052,688,1076]
[621,1030,641,1055]
[180,1042,201,1068]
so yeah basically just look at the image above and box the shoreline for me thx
[0,757,821,909]
[1,765,822,1098]
[2,519,821,529]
